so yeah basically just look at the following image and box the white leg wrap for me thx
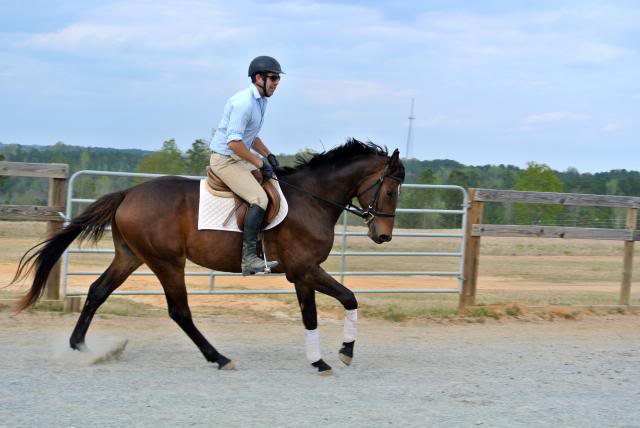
[343,309,358,342]
[304,329,322,363]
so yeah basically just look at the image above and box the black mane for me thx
[278,139,388,176]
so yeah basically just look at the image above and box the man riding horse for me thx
[209,56,282,275]
[12,56,406,375]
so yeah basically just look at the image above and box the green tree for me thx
[185,139,211,176]
[50,141,68,164]
[439,169,471,227]
[513,162,563,224]
[137,139,186,174]
[0,152,5,193]
[398,168,440,228]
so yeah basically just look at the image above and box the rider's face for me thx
[256,73,280,97]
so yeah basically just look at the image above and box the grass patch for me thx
[467,306,501,320]
[381,305,409,322]
[95,297,162,317]
[0,290,161,317]
[504,304,523,317]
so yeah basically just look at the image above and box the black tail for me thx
[12,190,127,312]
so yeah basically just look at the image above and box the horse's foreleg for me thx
[69,248,141,351]
[308,267,358,366]
[294,283,332,376]
[149,260,234,370]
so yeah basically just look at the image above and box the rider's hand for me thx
[260,161,274,179]
[267,154,279,169]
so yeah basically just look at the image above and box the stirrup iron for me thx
[262,239,272,274]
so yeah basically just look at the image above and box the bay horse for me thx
[12,139,405,375]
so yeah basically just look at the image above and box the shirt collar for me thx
[250,84,263,100]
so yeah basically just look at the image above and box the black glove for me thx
[267,154,279,169]
[260,161,274,179]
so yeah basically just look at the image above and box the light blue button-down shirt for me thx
[210,84,267,155]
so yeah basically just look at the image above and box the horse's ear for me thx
[389,149,400,165]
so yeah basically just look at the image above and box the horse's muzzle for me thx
[367,223,392,244]
[377,234,391,243]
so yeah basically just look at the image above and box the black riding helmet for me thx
[248,56,284,97]
[248,56,284,77]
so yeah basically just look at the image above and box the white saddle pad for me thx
[197,179,288,232]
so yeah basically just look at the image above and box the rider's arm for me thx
[251,137,272,158]
[225,101,264,168]
[228,140,264,169]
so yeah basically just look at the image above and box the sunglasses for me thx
[263,74,281,82]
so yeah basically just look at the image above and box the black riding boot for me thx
[242,204,278,275]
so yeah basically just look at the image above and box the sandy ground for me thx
[1,311,639,428]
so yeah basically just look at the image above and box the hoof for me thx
[71,342,89,353]
[339,341,354,366]
[217,355,235,370]
[219,360,236,370]
[338,353,352,366]
[311,359,333,376]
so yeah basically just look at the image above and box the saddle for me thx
[205,166,281,230]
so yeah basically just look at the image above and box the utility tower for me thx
[405,98,415,158]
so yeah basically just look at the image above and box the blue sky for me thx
[1,1,639,173]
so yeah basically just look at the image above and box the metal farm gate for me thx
[62,170,468,297]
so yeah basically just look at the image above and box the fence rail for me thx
[472,224,639,241]
[474,188,640,208]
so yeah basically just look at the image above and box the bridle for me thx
[348,160,403,224]
[272,157,403,224]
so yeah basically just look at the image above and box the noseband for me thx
[273,158,402,223]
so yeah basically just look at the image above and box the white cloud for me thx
[414,115,462,129]
[601,122,622,132]
[303,78,409,104]
[18,1,248,53]
[26,23,142,49]
[568,42,636,66]
[524,112,588,124]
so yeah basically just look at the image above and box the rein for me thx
[271,159,402,223]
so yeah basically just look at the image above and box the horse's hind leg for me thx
[69,244,142,350]
[148,259,234,370]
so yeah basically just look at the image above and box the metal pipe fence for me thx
[62,171,468,297]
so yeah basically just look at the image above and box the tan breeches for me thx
[209,153,268,209]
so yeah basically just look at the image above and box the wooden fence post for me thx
[620,208,637,305]
[44,176,67,300]
[459,189,484,310]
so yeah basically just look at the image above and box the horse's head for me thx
[355,149,405,244]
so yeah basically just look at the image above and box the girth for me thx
[205,166,281,230]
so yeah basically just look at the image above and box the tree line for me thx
[1,140,639,229]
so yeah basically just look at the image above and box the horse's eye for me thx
[386,191,395,197]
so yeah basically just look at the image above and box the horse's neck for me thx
[289,157,382,222]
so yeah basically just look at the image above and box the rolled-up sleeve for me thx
[225,103,250,143]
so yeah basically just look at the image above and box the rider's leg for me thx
[209,153,277,274]
[209,153,269,208]
[241,204,278,275]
